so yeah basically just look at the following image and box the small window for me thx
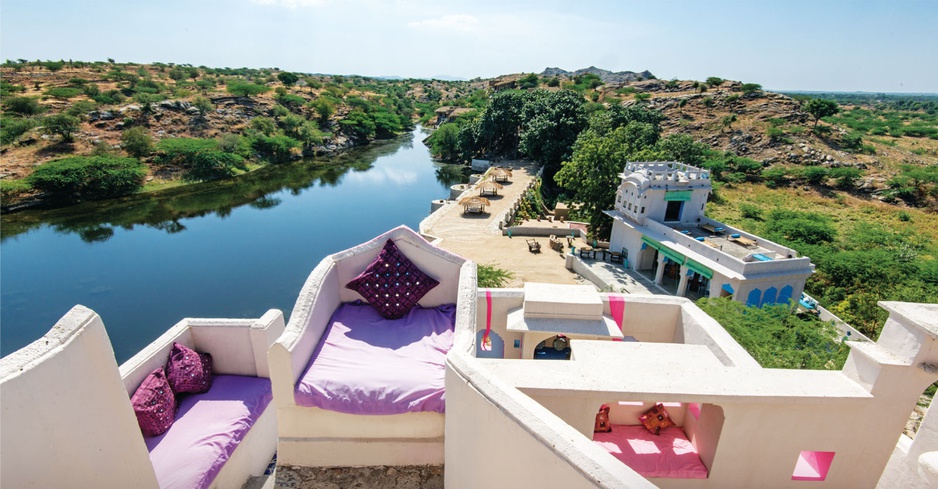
[792,451,835,481]
[628,203,632,211]
[641,207,645,213]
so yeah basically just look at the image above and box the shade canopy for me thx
[459,196,491,207]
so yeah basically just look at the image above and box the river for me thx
[0,125,465,362]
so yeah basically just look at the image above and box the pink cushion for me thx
[146,375,272,489]
[131,367,176,437]
[166,342,213,394]
[594,425,709,479]
[640,403,675,435]
[345,239,440,319]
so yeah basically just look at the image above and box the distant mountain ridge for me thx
[541,66,655,83]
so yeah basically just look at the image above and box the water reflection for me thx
[1,134,406,242]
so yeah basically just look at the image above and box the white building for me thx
[605,161,815,307]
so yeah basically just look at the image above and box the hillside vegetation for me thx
[2,61,936,338]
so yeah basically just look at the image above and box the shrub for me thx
[92,89,124,105]
[250,116,277,136]
[277,72,299,86]
[3,96,43,116]
[185,150,246,181]
[251,134,300,162]
[477,263,515,288]
[121,127,153,157]
[0,179,32,201]
[761,167,788,188]
[829,167,862,189]
[276,93,306,111]
[41,114,80,142]
[27,156,146,200]
[801,166,829,185]
[764,209,836,245]
[66,100,98,119]
[0,117,38,145]
[193,96,213,117]
[44,87,81,100]
[738,203,763,220]
[226,81,270,97]
[705,77,724,86]
[740,83,762,94]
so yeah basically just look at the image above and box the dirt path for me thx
[421,161,581,288]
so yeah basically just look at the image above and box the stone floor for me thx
[248,465,443,489]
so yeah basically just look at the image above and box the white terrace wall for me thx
[0,306,159,488]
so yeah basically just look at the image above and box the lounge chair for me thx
[268,226,475,467]
[527,239,541,253]
[1,305,283,489]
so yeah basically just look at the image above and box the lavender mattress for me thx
[594,425,709,479]
[145,375,272,489]
[294,302,456,415]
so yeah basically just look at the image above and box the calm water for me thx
[1,126,465,362]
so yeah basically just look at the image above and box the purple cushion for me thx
[131,367,176,437]
[146,375,272,489]
[166,342,213,394]
[345,239,440,319]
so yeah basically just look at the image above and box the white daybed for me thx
[0,305,284,489]
[269,225,476,467]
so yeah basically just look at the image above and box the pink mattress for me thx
[145,375,272,489]
[594,425,709,479]
[294,302,456,415]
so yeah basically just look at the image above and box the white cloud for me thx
[250,0,329,8]
[407,14,479,33]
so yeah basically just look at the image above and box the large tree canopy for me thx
[554,122,663,237]
[518,89,587,176]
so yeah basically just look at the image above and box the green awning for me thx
[659,246,685,264]
[664,190,693,202]
[641,236,662,250]
[685,259,713,279]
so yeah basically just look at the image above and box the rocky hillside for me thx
[541,66,655,84]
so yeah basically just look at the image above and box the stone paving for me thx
[420,160,582,288]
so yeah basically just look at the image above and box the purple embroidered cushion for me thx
[131,367,177,437]
[166,342,213,394]
[345,239,440,319]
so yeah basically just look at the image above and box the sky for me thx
[1,0,936,93]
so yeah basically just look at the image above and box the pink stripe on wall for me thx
[609,294,626,342]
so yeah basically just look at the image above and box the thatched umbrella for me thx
[459,196,491,213]
[491,168,512,181]
[479,179,503,195]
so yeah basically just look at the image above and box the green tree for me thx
[473,89,528,158]
[427,123,462,162]
[555,122,663,237]
[27,156,146,200]
[519,89,587,175]
[42,114,80,142]
[804,98,840,129]
[121,126,153,157]
[655,133,708,166]
[277,72,299,86]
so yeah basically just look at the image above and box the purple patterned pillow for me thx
[131,367,176,437]
[165,342,213,394]
[346,239,440,319]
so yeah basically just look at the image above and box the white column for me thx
[677,265,690,296]
[654,253,666,284]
